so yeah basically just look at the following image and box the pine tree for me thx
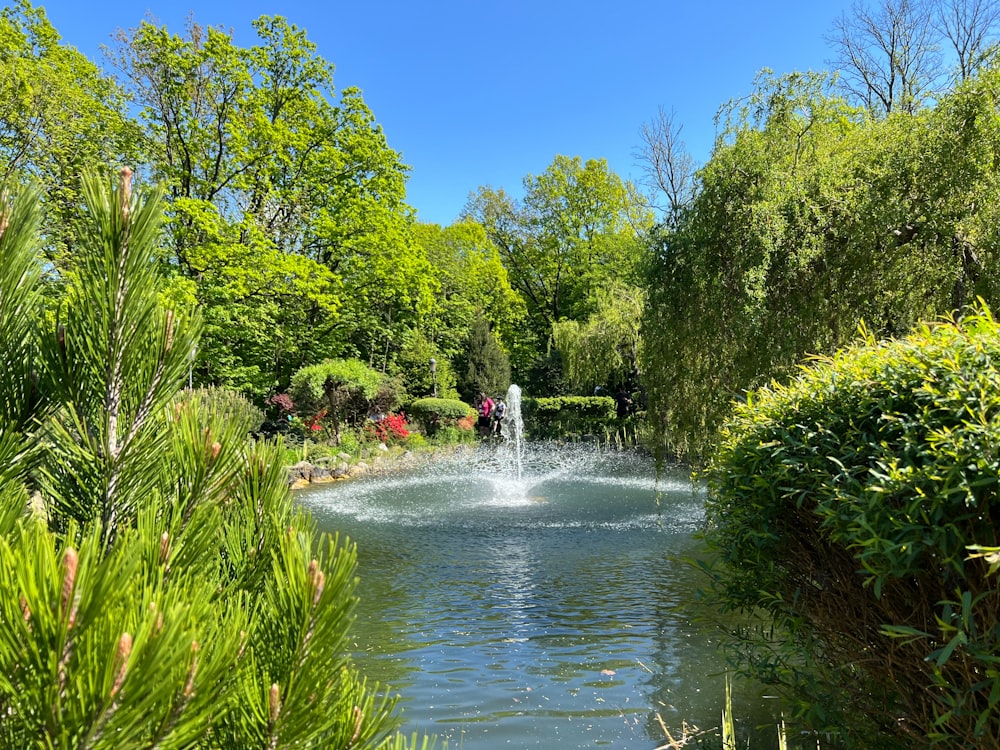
[0,171,434,749]
[460,313,510,401]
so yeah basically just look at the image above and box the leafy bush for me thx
[701,308,1000,749]
[407,398,474,434]
[290,359,402,444]
[521,396,616,438]
[177,386,265,433]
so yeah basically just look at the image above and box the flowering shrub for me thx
[456,414,476,431]
[266,392,295,415]
[364,412,409,444]
[304,409,327,432]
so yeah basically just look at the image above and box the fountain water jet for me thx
[497,383,524,481]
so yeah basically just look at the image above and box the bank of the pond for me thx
[286,442,476,489]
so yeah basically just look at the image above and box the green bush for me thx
[521,396,616,438]
[702,307,1000,749]
[176,386,265,433]
[407,397,474,434]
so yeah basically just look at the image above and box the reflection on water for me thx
[297,444,784,749]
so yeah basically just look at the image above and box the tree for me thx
[0,170,431,747]
[552,282,644,395]
[411,220,526,364]
[635,106,697,229]
[0,1,140,265]
[110,15,430,397]
[459,314,510,401]
[828,0,941,115]
[935,0,1000,80]
[464,156,652,371]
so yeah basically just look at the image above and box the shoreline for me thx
[287,442,475,489]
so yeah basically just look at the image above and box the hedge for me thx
[701,307,1000,749]
[520,396,616,439]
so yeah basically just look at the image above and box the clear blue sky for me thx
[39,0,853,226]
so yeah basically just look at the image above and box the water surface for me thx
[298,445,782,748]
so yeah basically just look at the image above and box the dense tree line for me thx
[0,1,653,417]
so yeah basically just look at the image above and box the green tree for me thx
[464,155,652,374]
[641,67,1000,461]
[411,220,526,364]
[393,329,458,400]
[111,16,430,397]
[0,171,429,748]
[552,281,644,395]
[0,1,139,265]
[459,314,509,401]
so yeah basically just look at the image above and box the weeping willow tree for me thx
[551,282,644,394]
[642,65,1000,462]
[0,170,435,749]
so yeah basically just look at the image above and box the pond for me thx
[296,442,786,748]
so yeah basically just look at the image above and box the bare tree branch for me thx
[635,107,695,229]
[827,0,942,116]
[935,0,1000,80]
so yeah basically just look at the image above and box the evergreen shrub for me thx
[702,308,1000,749]
[521,396,616,438]
[407,398,474,435]
[0,173,430,748]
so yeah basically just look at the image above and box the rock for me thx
[377,442,388,452]
[309,465,334,483]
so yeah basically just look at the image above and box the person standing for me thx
[492,397,506,435]
[476,391,494,437]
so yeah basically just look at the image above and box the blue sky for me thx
[39,0,853,226]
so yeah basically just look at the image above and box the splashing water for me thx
[498,383,524,480]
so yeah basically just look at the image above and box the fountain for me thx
[497,383,524,481]
[294,410,785,749]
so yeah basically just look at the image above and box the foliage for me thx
[392,328,458,400]
[110,14,427,398]
[0,171,429,748]
[411,220,527,364]
[406,397,474,434]
[176,386,265,433]
[464,155,653,371]
[701,305,1000,749]
[642,63,1000,463]
[459,314,510,402]
[521,396,616,439]
[289,358,400,446]
[552,281,644,393]
[0,1,140,265]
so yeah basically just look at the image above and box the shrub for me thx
[0,173,429,748]
[407,398,474,434]
[177,386,265,433]
[289,359,400,444]
[521,396,616,438]
[364,413,410,445]
[701,307,1000,749]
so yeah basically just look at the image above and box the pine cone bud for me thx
[309,559,325,606]
[119,166,133,220]
[269,683,281,723]
[61,548,78,616]
[111,632,132,697]
[159,532,170,565]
